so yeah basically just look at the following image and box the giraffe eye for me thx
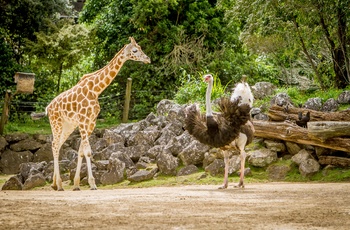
[132,48,138,53]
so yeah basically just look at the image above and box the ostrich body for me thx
[220,77,255,189]
[185,74,252,188]
[185,75,251,148]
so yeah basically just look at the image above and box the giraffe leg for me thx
[218,149,229,189]
[74,124,97,190]
[50,118,77,191]
[73,147,83,191]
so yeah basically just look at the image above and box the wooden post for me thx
[122,78,132,123]
[0,90,12,135]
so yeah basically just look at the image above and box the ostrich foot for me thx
[218,183,228,189]
[234,181,245,188]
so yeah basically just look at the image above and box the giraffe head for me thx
[124,37,151,64]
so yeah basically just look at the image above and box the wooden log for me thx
[268,105,350,122]
[318,156,350,167]
[252,120,350,153]
[307,121,350,142]
[0,90,11,135]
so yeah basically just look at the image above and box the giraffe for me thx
[46,37,150,191]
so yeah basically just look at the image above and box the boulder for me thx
[337,91,350,104]
[1,175,23,190]
[291,149,312,166]
[178,140,210,166]
[270,93,293,107]
[304,97,322,111]
[5,133,29,143]
[100,158,125,185]
[267,164,291,180]
[205,159,225,176]
[251,82,276,100]
[33,143,53,162]
[321,98,339,112]
[299,159,320,177]
[10,138,42,152]
[0,149,33,174]
[177,165,198,176]
[156,152,178,176]
[264,140,286,152]
[127,168,158,182]
[285,142,301,155]
[23,173,46,190]
[248,148,277,167]
[0,136,8,152]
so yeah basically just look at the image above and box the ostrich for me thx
[220,76,255,189]
[185,74,252,188]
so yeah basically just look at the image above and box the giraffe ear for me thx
[129,37,136,45]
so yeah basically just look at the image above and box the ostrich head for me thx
[203,74,213,83]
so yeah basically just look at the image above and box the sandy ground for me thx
[0,182,350,230]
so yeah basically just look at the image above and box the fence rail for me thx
[0,89,174,122]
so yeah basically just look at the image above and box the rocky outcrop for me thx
[1,87,349,190]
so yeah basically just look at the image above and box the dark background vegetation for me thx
[1,0,349,129]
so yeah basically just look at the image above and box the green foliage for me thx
[174,71,228,105]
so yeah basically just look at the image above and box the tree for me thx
[27,19,92,93]
[228,0,350,89]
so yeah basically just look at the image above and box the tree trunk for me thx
[307,121,350,142]
[267,105,350,122]
[252,120,350,153]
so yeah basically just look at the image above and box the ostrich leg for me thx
[235,133,248,188]
[218,149,230,189]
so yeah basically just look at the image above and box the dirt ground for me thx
[1,182,350,230]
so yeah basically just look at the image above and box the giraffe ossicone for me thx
[46,37,150,191]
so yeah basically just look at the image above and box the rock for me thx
[110,151,134,168]
[33,143,53,162]
[270,93,293,107]
[91,138,108,153]
[100,158,125,185]
[93,143,125,161]
[154,128,177,146]
[248,148,277,167]
[299,159,320,177]
[94,160,109,171]
[157,99,177,116]
[285,142,301,155]
[177,165,198,176]
[127,126,160,147]
[127,168,158,182]
[103,129,125,146]
[0,136,8,152]
[125,144,151,162]
[227,155,241,174]
[5,133,29,143]
[23,173,46,190]
[205,159,225,176]
[337,91,350,104]
[251,82,277,100]
[146,145,164,159]
[0,149,33,174]
[304,97,322,111]
[178,140,210,166]
[267,164,291,180]
[164,131,193,156]
[264,140,286,152]
[291,149,312,166]
[156,152,178,176]
[10,138,42,152]
[321,98,339,112]
[1,175,23,190]
[19,162,46,181]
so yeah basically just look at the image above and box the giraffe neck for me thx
[88,45,129,96]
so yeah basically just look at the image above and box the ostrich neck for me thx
[206,80,213,116]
